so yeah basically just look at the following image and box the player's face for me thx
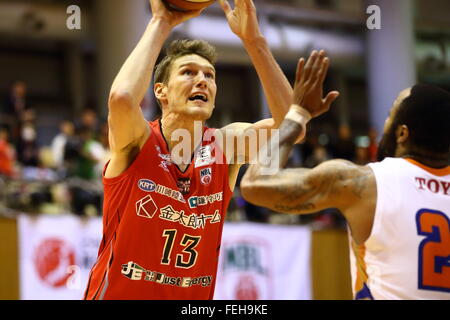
[377,88,411,160]
[164,54,217,120]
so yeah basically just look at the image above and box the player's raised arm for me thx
[106,0,202,177]
[240,56,362,214]
[220,0,292,127]
[218,50,338,165]
[241,158,373,214]
[108,0,202,151]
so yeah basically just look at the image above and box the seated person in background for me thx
[0,126,16,178]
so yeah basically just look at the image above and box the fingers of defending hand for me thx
[295,58,305,86]
[219,0,232,16]
[235,0,244,9]
[318,57,330,85]
[242,0,256,10]
[293,58,306,105]
[303,50,318,84]
[310,50,326,83]
[311,57,329,89]
[322,91,340,110]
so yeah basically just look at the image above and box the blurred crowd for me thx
[0,81,109,216]
[0,80,379,229]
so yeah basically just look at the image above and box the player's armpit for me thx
[241,159,375,215]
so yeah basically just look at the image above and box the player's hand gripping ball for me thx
[164,0,216,11]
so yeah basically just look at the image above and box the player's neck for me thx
[401,153,449,169]
[160,115,204,154]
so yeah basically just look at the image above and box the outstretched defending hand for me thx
[150,0,203,28]
[219,0,262,41]
[293,50,339,118]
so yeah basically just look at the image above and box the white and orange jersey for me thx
[349,157,450,300]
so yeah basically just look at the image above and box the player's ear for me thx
[154,83,168,105]
[396,125,409,144]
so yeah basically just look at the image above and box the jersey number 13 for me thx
[161,229,201,269]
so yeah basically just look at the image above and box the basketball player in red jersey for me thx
[84,0,337,300]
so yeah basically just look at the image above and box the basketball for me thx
[164,0,216,11]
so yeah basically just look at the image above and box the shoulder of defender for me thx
[314,159,373,179]
[311,159,375,206]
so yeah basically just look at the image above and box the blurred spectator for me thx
[299,132,318,165]
[368,127,378,162]
[16,109,39,167]
[354,146,370,165]
[68,179,102,216]
[64,127,82,178]
[0,127,16,178]
[353,135,371,165]
[97,121,111,175]
[74,126,106,180]
[305,145,330,168]
[51,120,75,172]
[22,148,58,182]
[76,107,99,134]
[2,81,29,145]
[6,81,28,116]
[332,124,355,161]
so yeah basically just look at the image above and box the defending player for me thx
[84,0,336,299]
[241,58,450,300]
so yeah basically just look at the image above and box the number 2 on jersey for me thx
[161,230,201,269]
[416,209,450,293]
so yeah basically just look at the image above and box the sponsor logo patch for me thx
[156,145,172,172]
[137,180,185,203]
[136,195,158,219]
[188,192,223,209]
[138,179,156,192]
[200,168,212,185]
[121,261,213,288]
[159,205,222,229]
[195,145,215,168]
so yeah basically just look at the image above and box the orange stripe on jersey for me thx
[351,240,369,295]
[405,158,450,177]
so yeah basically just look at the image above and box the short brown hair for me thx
[154,39,218,86]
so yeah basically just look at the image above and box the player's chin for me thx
[186,104,213,120]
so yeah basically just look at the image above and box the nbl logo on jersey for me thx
[200,168,212,185]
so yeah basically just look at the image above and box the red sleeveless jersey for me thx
[84,120,233,300]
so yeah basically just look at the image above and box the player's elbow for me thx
[108,90,134,110]
[240,180,265,206]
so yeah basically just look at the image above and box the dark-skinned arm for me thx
[241,56,374,215]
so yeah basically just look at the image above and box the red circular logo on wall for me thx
[235,274,259,300]
[34,238,76,288]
